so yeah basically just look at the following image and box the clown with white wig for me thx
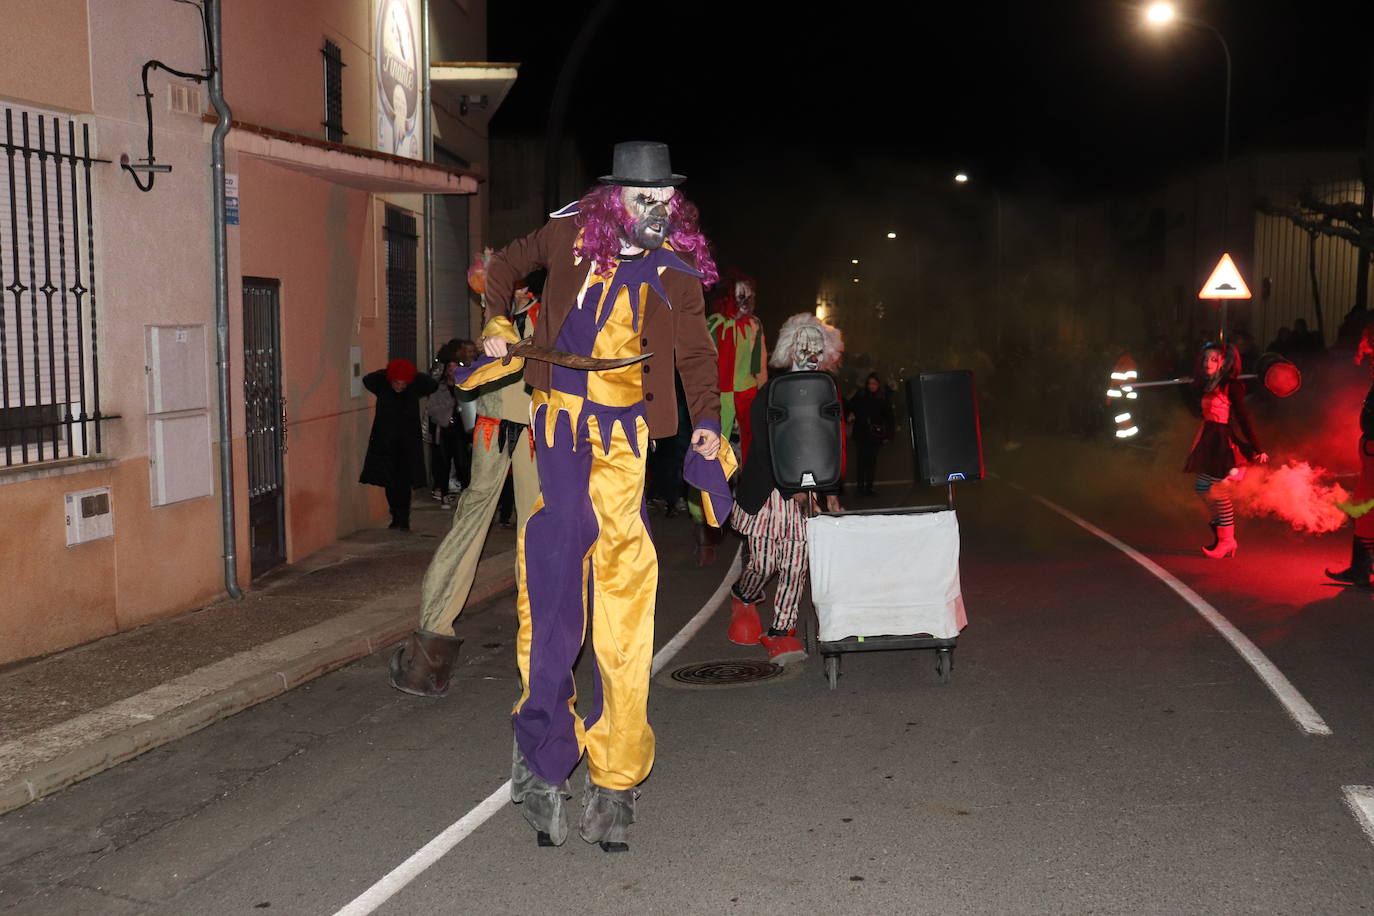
[727,313,844,664]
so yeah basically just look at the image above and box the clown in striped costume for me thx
[727,313,844,665]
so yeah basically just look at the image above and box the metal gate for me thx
[243,277,285,578]
[385,206,418,363]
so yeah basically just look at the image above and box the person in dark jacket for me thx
[427,339,462,504]
[846,372,895,496]
[426,352,468,507]
[360,358,438,530]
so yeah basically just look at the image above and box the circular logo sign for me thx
[375,0,418,156]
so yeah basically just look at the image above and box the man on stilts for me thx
[461,142,727,851]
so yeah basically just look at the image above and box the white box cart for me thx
[806,505,967,689]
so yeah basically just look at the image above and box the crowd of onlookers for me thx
[362,305,1374,529]
[973,308,1371,450]
[862,308,1367,453]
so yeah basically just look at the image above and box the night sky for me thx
[488,1,1374,331]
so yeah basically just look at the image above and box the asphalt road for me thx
[3,435,1374,915]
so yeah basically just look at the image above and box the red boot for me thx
[727,592,763,645]
[760,630,806,666]
[1201,524,1237,559]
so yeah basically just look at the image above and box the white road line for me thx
[332,547,743,916]
[332,788,509,916]
[1027,492,1332,737]
[653,547,743,675]
[1342,786,1374,845]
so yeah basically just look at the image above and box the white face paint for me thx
[791,326,825,371]
[621,186,674,253]
[735,280,755,315]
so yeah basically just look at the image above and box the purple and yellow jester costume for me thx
[457,142,731,851]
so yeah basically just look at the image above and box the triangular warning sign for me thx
[1198,253,1251,300]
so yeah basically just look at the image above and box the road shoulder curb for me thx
[0,551,517,817]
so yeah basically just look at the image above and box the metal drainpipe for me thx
[422,0,435,360]
[207,0,242,599]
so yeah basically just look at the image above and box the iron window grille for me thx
[385,207,418,364]
[0,104,111,468]
[321,39,347,144]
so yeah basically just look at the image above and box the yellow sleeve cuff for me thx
[452,317,526,390]
[456,355,524,390]
[482,316,520,344]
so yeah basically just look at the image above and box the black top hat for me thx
[598,141,686,188]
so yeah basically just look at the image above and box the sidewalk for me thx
[0,497,518,817]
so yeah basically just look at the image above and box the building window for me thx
[321,39,346,144]
[385,207,418,364]
[0,104,108,468]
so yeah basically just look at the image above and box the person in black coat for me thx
[360,358,438,530]
[846,372,895,496]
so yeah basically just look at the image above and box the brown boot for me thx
[695,524,721,566]
[388,629,462,697]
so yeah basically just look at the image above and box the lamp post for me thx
[955,172,1003,348]
[1144,2,1234,337]
[1145,3,1231,168]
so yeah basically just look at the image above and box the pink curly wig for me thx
[573,185,718,286]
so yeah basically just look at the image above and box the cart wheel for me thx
[934,649,952,685]
[803,616,815,655]
[824,655,840,690]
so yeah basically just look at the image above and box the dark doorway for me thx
[385,207,419,363]
[243,277,286,578]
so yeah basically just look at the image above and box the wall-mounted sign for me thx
[375,0,420,159]
[224,172,239,226]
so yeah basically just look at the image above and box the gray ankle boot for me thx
[579,773,638,852]
[510,740,571,846]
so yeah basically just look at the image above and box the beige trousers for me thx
[418,424,540,634]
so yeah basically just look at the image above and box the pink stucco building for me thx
[0,0,512,663]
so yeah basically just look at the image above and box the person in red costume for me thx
[1328,323,1374,586]
[707,270,767,458]
[1183,342,1268,558]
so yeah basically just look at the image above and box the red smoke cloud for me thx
[1230,461,1351,534]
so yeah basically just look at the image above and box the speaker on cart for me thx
[765,371,844,490]
[905,370,984,486]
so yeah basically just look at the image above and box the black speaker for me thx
[906,370,984,486]
[765,371,844,490]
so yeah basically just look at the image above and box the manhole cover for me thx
[662,658,799,689]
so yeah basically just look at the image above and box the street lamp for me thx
[1143,2,1235,334]
[955,172,1003,347]
[1142,3,1233,196]
[1145,1,1174,24]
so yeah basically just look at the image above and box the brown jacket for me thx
[484,214,719,438]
